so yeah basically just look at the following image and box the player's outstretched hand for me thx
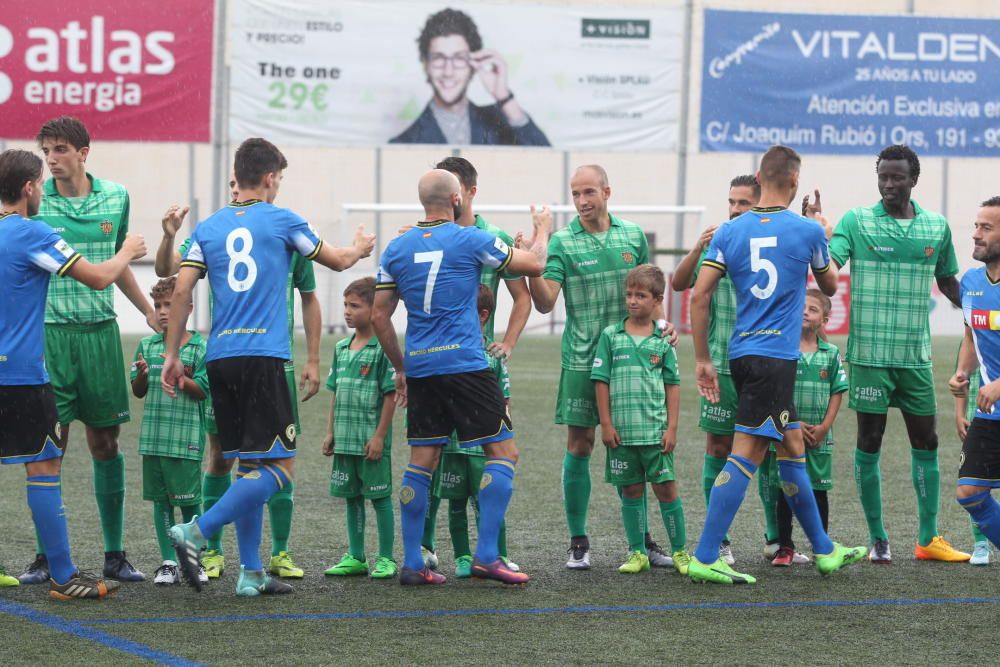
[161,354,183,398]
[802,189,822,218]
[487,340,513,360]
[530,204,553,241]
[977,378,1000,413]
[321,433,334,456]
[161,205,189,236]
[393,371,408,408]
[695,361,720,404]
[353,224,376,258]
[600,423,621,448]
[299,361,320,402]
[949,370,970,397]
[697,225,719,251]
[122,234,147,261]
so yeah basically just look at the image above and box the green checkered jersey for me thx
[445,337,511,457]
[544,215,649,371]
[829,200,958,368]
[131,332,208,460]
[694,247,737,375]
[326,334,395,455]
[474,215,518,340]
[37,175,129,324]
[793,339,848,451]
[590,319,679,447]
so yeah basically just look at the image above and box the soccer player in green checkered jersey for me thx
[592,265,690,575]
[671,174,761,565]
[830,144,969,564]
[131,277,210,585]
[529,165,676,569]
[417,157,532,568]
[22,117,156,584]
[762,289,848,566]
[155,180,321,579]
[952,362,992,566]
[322,277,398,579]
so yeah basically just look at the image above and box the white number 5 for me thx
[414,250,443,314]
[749,236,778,300]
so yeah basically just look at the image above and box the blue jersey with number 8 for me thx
[376,220,512,378]
[181,201,322,362]
[703,208,830,362]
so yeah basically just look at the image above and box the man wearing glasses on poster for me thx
[391,8,550,146]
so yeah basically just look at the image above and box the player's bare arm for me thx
[299,289,322,401]
[671,225,718,291]
[950,326,978,398]
[322,395,336,456]
[364,396,395,461]
[155,204,188,277]
[812,257,838,297]
[131,352,148,398]
[691,264,723,403]
[161,266,200,398]
[67,233,146,290]
[662,383,680,454]
[371,288,407,406]
[312,224,375,271]
[937,275,961,308]
[488,277,530,359]
[116,266,159,332]
[594,381,620,448]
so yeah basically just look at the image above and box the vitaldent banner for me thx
[701,10,1000,156]
[0,0,214,142]
[229,1,681,150]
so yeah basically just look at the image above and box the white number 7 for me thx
[414,250,443,314]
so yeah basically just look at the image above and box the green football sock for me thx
[621,494,645,552]
[202,472,231,553]
[34,527,45,556]
[180,504,198,523]
[153,502,175,562]
[448,499,471,557]
[267,481,294,555]
[757,452,781,542]
[563,452,591,538]
[422,494,441,552]
[659,499,686,551]
[702,454,729,543]
[345,496,366,560]
[972,516,987,543]
[854,449,888,543]
[498,520,508,559]
[372,496,394,559]
[93,454,125,553]
[911,448,941,547]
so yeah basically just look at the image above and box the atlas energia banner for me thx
[701,10,1000,157]
[229,1,681,150]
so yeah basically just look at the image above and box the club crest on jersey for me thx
[359,364,371,377]
[183,365,193,376]
[649,353,661,365]
[100,220,113,234]
[622,251,634,264]
[819,369,828,380]
[924,245,934,257]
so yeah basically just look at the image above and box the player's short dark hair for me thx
[876,144,920,180]
[344,276,376,304]
[418,8,482,60]
[0,149,43,204]
[436,156,478,190]
[626,264,665,298]
[36,116,90,150]
[805,288,832,317]
[150,276,177,301]
[730,174,761,199]
[477,283,495,315]
[758,145,801,188]
[981,196,1000,209]
[233,138,288,189]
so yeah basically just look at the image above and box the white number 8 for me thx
[749,236,778,300]
[226,228,257,292]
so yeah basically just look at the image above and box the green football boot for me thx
[815,543,867,576]
[324,554,368,576]
[687,557,756,585]
[618,550,651,574]
[455,554,473,578]
[268,551,304,579]
[672,549,692,576]
[369,556,398,579]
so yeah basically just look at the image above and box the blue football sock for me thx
[235,501,265,571]
[778,457,835,554]
[475,459,515,563]
[400,464,433,571]
[694,455,755,565]
[196,462,285,542]
[958,491,1000,548]
[26,475,76,584]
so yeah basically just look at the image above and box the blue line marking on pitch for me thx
[83,596,1000,626]
[0,598,205,667]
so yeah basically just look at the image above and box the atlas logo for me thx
[610,459,629,471]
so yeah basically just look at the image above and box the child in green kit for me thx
[769,289,848,566]
[423,285,519,578]
[323,277,398,579]
[591,264,689,574]
[953,364,992,566]
[131,276,209,585]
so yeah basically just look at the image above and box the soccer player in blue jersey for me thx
[372,168,549,585]
[162,138,375,596]
[0,149,147,599]
[950,196,1000,552]
[688,145,867,585]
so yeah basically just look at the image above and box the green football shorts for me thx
[285,361,301,433]
[44,320,130,428]
[604,444,675,486]
[555,368,599,428]
[848,364,936,416]
[329,452,392,499]
[142,454,202,506]
[433,452,486,500]
[698,372,738,435]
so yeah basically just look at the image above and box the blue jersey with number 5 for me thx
[703,208,830,362]
[376,220,513,378]
[181,201,322,362]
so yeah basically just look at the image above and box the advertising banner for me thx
[701,10,1000,156]
[230,0,681,150]
[0,0,214,142]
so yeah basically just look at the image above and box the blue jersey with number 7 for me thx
[702,207,830,362]
[181,200,322,362]
[376,220,513,378]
